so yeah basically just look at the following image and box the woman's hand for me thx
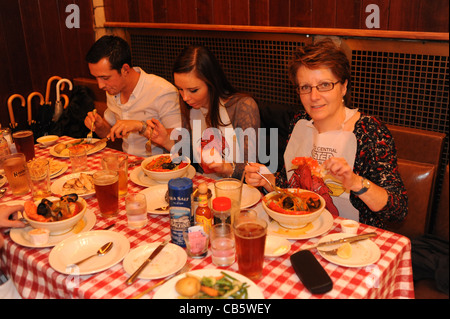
[207,162,234,177]
[244,163,275,191]
[145,118,173,151]
[323,157,360,191]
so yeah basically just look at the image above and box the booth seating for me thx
[386,124,446,239]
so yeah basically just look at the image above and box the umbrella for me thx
[7,94,25,131]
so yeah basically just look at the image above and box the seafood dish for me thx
[62,173,94,195]
[24,194,82,222]
[263,190,322,215]
[145,155,189,172]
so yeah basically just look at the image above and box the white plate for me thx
[139,185,169,215]
[49,230,130,275]
[317,233,381,267]
[50,171,95,198]
[9,210,96,248]
[49,138,107,158]
[123,242,187,280]
[153,269,265,299]
[130,166,196,187]
[267,209,334,240]
[264,235,291,257]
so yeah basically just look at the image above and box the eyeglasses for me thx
[296,81,341,94]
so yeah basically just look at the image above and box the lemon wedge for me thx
[337,242,352,259]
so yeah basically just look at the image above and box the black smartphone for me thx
[290,250,333,294]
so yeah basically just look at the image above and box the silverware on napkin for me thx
[126,239,170,285]
[301,232,377,251]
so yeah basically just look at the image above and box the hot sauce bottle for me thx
[195,183,212,234]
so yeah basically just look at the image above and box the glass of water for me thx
[125,193,148,229]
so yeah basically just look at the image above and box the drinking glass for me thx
[12,130,35,161]
[125,193,148,228]
[93,170,119,217]
[28,158,51,200]
[101,153,128,196]
[1,153,31,195]
[210,223,235,266]
[214,178,243,225]
[69,145,87,173]
[233,210,267,280]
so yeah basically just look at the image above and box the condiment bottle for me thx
[212,197,231,225]
[195,183,212,233]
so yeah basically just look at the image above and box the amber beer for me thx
[2,153,31,195]
[101,154,128,196]
[13,130,35,161]
[93,170,119,217]
[234,219,267,280]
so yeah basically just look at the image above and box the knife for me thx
[302,232,377,251]
[126,239,170,285]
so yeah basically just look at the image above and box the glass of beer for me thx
[214,178,243,225]
[1,153,32,195]
[13,130,35,161]
[93,170,119,217]
[101,153,128,196]
[233,210,267,280]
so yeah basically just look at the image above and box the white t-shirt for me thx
[104,67,181,157]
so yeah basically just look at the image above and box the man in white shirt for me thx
[84,35,181,157]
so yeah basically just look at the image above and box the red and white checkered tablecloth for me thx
[1,136,414,299]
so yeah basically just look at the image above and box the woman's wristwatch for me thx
[353,177,371,196]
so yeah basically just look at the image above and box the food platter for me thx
[153,269,264,299]
[49,138,106,158]
[50,171,95,198]
[139,185,170,215]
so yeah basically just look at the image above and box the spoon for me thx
[68,242,113,267]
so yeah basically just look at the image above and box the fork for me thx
[245,162,296,199]
[129,263,193,299]
[86,109,97,144]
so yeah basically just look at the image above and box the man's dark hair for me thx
[85,35,132,71]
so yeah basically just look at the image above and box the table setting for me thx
[0,135,414,299]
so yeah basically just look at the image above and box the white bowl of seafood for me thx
[141,154,191,182]
[23,194,86,235]
[262,189,325,228]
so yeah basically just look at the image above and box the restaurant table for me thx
[0,136,415,299]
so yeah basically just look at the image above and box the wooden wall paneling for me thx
[269,0,290,27]
[197,0,213,24]
[388,0,421,31]
[230,0,249,25]
[179,0,198,24]
[19,0,48,93]
[127,0,141,22]
[166,0,182,23]
[249,0,269,26]
[336,0,362,29]
[77,0,96,77]
[290,0,312,27]
[104,0,129,22]
[137,0,154,22]
[417,0,449,32]
[153,0,168,23]
[213,0,231,25]
[311,0,336,28]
